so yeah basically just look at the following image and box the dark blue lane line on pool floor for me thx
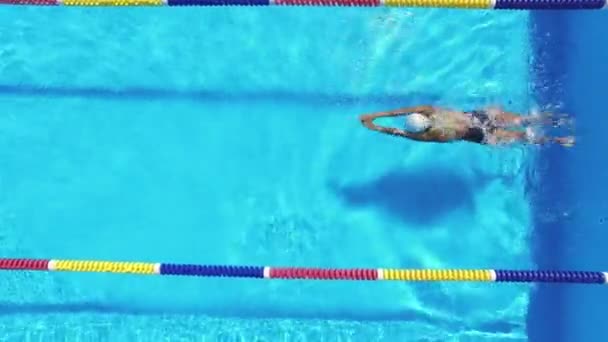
[0,83,495,108]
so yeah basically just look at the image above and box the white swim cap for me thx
[404,113,431,132]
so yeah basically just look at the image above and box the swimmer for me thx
[359,105,575,147]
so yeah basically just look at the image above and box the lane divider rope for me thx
[0,0,605,8]
[1,258,606,285]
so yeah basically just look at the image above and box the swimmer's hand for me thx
[360,114,374,128]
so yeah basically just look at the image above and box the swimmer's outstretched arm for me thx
[359,105,435,120]
[359,105,435,141]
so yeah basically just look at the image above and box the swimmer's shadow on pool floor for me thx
[330,168,495,226]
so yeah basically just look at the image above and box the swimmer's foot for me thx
[555,136,575,147]
[548,114,574,128]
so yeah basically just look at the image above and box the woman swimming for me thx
[359,105,574,147]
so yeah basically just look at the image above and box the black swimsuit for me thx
[462,110,496,144]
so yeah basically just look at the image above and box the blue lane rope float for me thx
[1,258,607,285]
[0,0,606,8]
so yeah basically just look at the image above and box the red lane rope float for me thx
[0,258,50,270]
[0,0,56,4]
[270,267,378,280]
[273,0,379,6]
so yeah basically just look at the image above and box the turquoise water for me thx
[0,8,536,340]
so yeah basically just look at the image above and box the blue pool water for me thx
[527,11,608,342]
[0,6,605,341]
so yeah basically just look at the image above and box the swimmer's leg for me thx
[486,108,573,129]
[482,107,525,127]
[522,126,575,147]
[519,112,574,128]
[492,111,526,127]
[488,128,575,147]
[491,111,552,127]
[486,129,527,145]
